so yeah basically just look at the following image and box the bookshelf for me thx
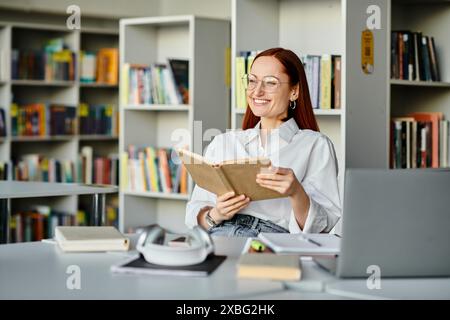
[345,0,450,169]
[0,14,121,241]
[231,0,346,184]
[119,16,230,233]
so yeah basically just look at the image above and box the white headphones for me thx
[136,224,214,266]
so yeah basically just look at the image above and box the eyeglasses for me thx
[242,74,290,93]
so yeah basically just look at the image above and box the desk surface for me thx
[1,236,449,300]
[0,236,286,300]
[0,181,118,198]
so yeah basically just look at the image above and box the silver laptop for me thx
[316,168,450,278]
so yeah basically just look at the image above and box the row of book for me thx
[391,112,448,169]
[11,151,119,185]
[121,59,189,106]
[8,205,118,243]
[9,208,86,242]
[11,49,76,81]
[10,103,118,137]
[391,31,440,82]
[80,48,119,84]
[235,51,341,110]
[302,54,341,109]
[79,146,119,185]
[122,145,188,194]
[11,103,76,136]
[79,103,118,136]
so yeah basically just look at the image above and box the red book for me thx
[409,112,443,168]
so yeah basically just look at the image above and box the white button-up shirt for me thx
[185,118,341,234]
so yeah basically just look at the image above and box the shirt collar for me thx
[242,118,299,146]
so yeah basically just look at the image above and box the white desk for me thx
[0,181,118,243]
[1,235,449,300]
[0,236,287,300]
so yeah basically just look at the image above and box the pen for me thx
[298,235,322,247]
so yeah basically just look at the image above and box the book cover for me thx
[332,56,341,109]
[177,149,285,201]
[168,59,189,104]
[111,254,226,277]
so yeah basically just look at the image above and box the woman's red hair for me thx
[241,47,319,132]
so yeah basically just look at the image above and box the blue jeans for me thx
[208,214,289,237]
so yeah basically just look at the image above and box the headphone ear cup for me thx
[137,224,165,252]
[145,224,165,245]
[190,226,214,255]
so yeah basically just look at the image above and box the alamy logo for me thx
[66,5,81,30]
[66,265,81,290]
[366,5,381,30]
[366,265,381,290]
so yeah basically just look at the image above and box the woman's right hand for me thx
[210,191,250,224]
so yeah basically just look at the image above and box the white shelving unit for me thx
[0,13,120,233]
[231,0,346,183]
[345,0,450,168]
[119,15,230,233]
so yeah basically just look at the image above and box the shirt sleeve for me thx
[289,136,342,234]
[185,136,219,229]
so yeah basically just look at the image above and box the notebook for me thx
[237,253,301,281]
[111,254,226,277]
[258,232,341,255]
[176,149,285,200]
[55,226,130,252]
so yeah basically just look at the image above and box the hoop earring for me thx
[289,100,297,110]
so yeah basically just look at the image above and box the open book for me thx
[258,232,341,255]
[176,149,285,201]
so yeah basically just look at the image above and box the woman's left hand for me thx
[256,166,301,197]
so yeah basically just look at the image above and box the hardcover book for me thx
[237,253,301,281]
[176,149,285,201]
[55,226,129,252]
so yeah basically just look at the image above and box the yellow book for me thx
[235,56,247,109]
[120,151,128,191]
[237,253,302,281]
[121,63,130,106]
[320,54,332,109]
[145,147,159,192]
[55,226,129,252]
